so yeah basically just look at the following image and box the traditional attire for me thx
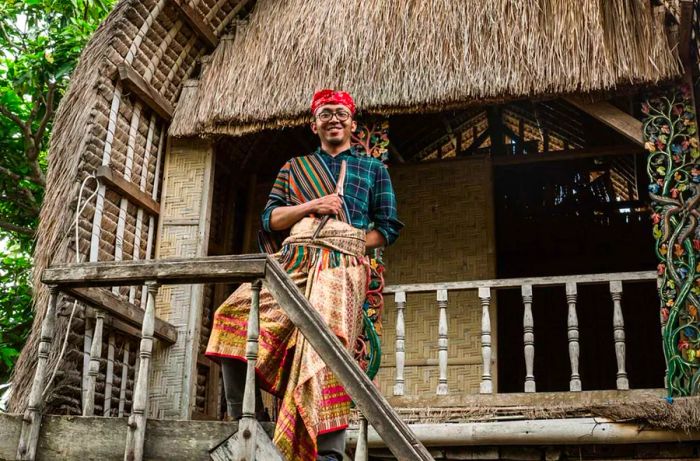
[206,90,403,461]
[206,90,402,460]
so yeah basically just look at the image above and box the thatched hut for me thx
[5,0,700,459]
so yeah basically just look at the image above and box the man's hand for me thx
[311,193,342,215]
[269,194,342,231]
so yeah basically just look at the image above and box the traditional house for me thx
[3,0,700,460]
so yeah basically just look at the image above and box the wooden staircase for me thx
[14,254,433,461]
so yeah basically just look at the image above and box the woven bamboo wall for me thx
[152,138,215,419]
[378,155,497,398]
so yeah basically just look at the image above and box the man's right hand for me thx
[312,193,342,215]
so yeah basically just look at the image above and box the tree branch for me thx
[0,219,34,237]
[33,82,55,148]
[0,103,28,132]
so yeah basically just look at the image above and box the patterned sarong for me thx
[206,217,369,460]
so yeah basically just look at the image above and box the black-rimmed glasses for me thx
[316,110,351,123]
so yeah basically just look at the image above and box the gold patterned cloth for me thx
[206,217,368,460]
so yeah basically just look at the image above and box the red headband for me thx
[311,89,356,115]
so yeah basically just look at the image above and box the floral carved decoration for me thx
[351,119,390,379]
[644,85,700,396]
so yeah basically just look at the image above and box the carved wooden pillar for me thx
[393,291,406,396]
[478,286,493,394]
[436,289,449,395]
[522,285,535,393]
[566,282,581,392]
[644,83,700,396]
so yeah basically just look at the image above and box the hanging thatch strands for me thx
[170,0,680,138]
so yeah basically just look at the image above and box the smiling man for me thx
[206,89,402,461]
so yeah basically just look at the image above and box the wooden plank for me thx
[170,0,218,48]
[41,254,267,287]
[0,414,274,461]
[383,270,656,294]
[678,0,693,67]
[96,166,160,216]
[564,98,643,146]
[388,388,665,408]
[264,259,433,461]
[117,63,174,121]
[72,287,177,344]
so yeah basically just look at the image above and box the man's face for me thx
[311,103,357,147]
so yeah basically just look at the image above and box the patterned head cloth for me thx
[310,89,356,115]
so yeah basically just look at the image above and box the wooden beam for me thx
[96,166,160,216]
[564,98,643,146]
[170,0,218,49]
[347,418,700,449]
[75,288,177,344]
[42,254,267,287]
[117,63,174,121]
[678,0,693,67]
[492,145,642,166]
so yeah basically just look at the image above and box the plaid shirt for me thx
[261,147,403,245]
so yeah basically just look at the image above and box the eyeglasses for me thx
[316,110,351,123]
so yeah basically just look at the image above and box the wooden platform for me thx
[1,406,699,461]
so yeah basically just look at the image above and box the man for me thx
[206,89,402,461]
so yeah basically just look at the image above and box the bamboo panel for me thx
[379,157,496,399]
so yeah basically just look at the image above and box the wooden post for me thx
[478,287,493,394]
[354,415,369,461]
[393,291,406,396]
[238,279,262,460]
[124,281,159,461]
[104,333,116,416]
[522,284,536,393]
[16,285,58,460]
[118,342,130,417]
[84,310,105,416]
[82,318,93,411]
[610,281,629,390]
[436,289,448,395]
[566,283,581,392]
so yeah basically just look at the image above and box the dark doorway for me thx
[494,153,666,392]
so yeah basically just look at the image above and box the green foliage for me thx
[0,241,32,383]
[0,0,115,383]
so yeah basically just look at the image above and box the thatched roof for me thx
[170,0,681,138]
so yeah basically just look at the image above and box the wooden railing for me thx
[16,255,433,461]
[384,271,658,396]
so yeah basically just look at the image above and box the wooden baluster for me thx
[354,415,369,461]
[478,287,493,394]
[436,289,448,395]
[566,283,581,392]
[84,310,105,416]
[610,281,629,390]
[16,285,58,460]
[522,284,536,393]
[104,333,116,416]
[393,291,406,396]
[118,341,130,417]
[82,318,93,411]
[124,281,159,461]
[239,279,263,460]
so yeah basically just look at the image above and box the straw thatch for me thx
[170,0,681,138]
